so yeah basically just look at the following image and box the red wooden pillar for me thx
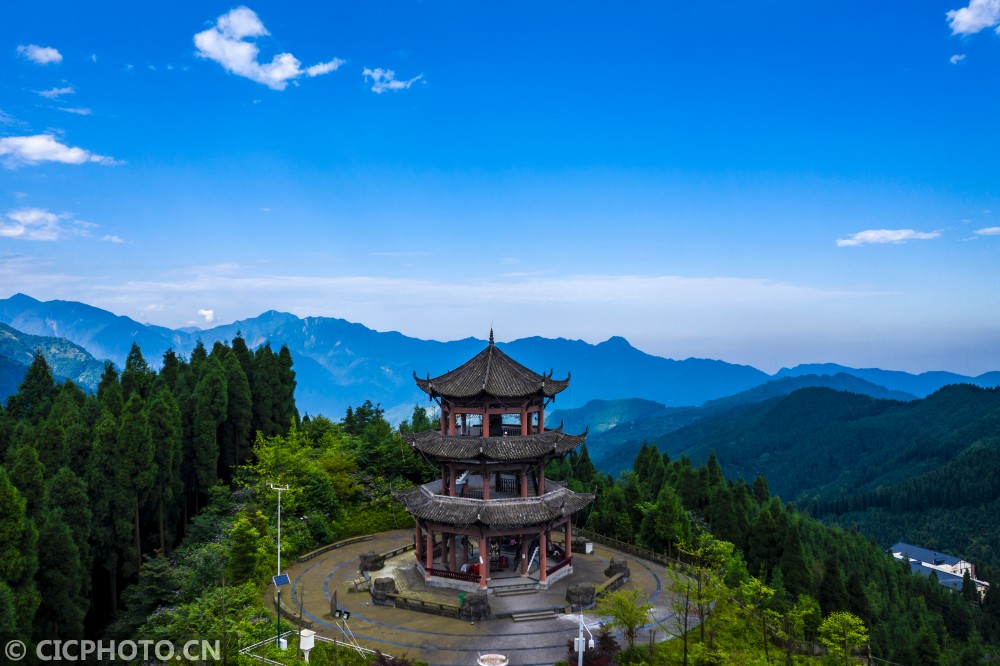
[425,526,434,579]
[520,535,529,574]
[520,464,528,498]
[461,413,467,436]
[482,465,490,500]
[479,529,488,590]
[482,404,490,437]
[538,408,545,433]
[449,534,457,572]
[539,531,548,585]
[448,411,456,436]
[441,409,447,434]
[449,466,457,497]
[441,464,447,495]
[415,522,422,562]
[538,461,545,495]
[565,521,572,565]
[520,407,528,435]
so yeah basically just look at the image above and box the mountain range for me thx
[2,293,999,422]
[0,321,107,400]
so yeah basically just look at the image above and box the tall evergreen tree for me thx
[6,351,55,423]
[118,394,156,577]
[192,357,227,499]
[0,468,40,639]
[121,342,154,400]
[8,443,48,523]
[97,362,123,418]
[148,388,183,552]
[34,512,86,639]
[88,408,128,613]
[221,352,252,472]
[48,467,92,600]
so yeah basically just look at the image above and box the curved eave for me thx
[403,429,588,463]
[412,343,570,400]
[392,486,595,529]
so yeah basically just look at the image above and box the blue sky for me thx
[2,1,999,374]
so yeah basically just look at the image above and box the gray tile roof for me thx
[890,542,964,568]
[392,485,594,529]
[404,429,587,462]
[414,339,569,399]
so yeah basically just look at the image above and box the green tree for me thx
[638,483,690,558]
[88,408,129,612]
[193,357,228,500]
[48,467,92,600]
[97,361,123,418]
[221,352,252,472]
[595,587,653,649]
[34,511,86,639]
[121,342,154,400]
[818,611,869,666]
[739,576,776,663]
[118,394,156,576]
[148,388,183,552]
[6,350,55,423]
[0,468,40,639]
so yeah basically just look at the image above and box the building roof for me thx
[414,331,569,400]
[907,561,965,592]
[403,429,587,463]
[890,542,965,568]
[392,485,594,529]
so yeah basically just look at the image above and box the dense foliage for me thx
[550,443,1000,664]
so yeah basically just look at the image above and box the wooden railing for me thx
[576,528,679,567]
[385,593,462,618]
[546,557,571,576]
[428,568,480,582]
[380,543,416,559]
[296,535,374,563]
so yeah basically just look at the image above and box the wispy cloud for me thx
[950,54,967,64]
[836,229,941,247]
[58,107,93,116]
[197,308,216,323]
[36,86,75,99]
[976,227,1000,235]
[17,44,62,65]
[194,6,344,90]
[363,67,423,94]
[947,0,1000,35]
[0,134,119,168]
[102,234,124,243]
[0,208,69,241]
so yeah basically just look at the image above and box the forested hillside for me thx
[549,446,1000,664]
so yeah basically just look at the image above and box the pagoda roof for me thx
[392,485,594,529]
[414,331,569,400]
[403,429,587,463]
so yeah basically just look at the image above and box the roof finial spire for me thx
[489,328,494,345]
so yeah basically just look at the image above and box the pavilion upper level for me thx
[414,331,569,404]
[403,429,587,463]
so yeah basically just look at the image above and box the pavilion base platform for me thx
[371,546,606,621]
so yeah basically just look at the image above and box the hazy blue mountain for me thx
[0,294,771,419]
[1,293,995,422]
[577,373,919,474]
[775,362,1000,398]
[0,322,107,401]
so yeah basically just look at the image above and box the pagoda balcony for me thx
[448,424,542,437]
[421,475,567,500]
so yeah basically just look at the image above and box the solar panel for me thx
[273,573,291,587]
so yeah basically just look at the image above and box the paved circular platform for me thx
[283,529,678,666]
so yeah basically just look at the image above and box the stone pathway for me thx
[281,529,677,666]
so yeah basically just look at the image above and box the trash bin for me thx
[459,592,467,606]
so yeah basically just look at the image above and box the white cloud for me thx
[836,229,942,247]
[36,86,75,99]
[198,308,216,323]
[0,134,119,168]
[194,6,344,90]
[950,54,967,64]
[947,0,1000,34]
[102,234,124,243]
[17,44,62,65]
[976,226,1000,235]
[0,208,67,241]
[58,107,93,116]
[91,53,97,63]
[363,67,423,94]
[0,109,20,126]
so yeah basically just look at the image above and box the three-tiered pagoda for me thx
[393,331,593,591]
